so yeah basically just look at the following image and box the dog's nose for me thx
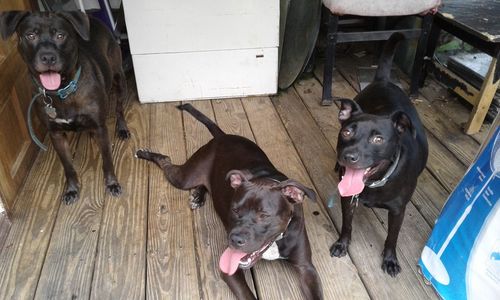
[229,232,247,247]
[344,152,359,163]
[39,52,57,65]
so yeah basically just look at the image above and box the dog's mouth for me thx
[338,160,390,197]
[219,236,278,276]
[39,71,62,90]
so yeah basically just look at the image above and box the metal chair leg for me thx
[410,14,433,97]
[411,15,441,98]
[321,13,338,106]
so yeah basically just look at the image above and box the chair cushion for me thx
[323,0,441,16]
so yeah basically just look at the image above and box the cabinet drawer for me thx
[132,48,278,102]
[123,0,279,54]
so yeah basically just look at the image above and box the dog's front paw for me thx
[382,249,401,277]
[189,186,207,210]
[107,183,122,197]
[116,120,131,140]
[330,239,349,257]
[117,128,131,140]
[62,190,79,205]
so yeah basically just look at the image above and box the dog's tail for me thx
[177,104,225,138]
[374,32,405,82]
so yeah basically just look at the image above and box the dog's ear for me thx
[58,11,90,41]
[0,11,30,40]
[226,170,254,189]
[275,180,317,204]
[391,111,416,138]
[336,98,362,122]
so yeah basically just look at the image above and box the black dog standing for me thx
[0,11,130,204]
[331,33,428,277]
[136,104,323,299]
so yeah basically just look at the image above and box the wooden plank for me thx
[0,135,79,299]
[90,96,149,299]
[411,77,488,144]
[182,100,248,299]
[432,63,479,105]
[146,102,200,299]
[211,99,255,139]
[425,133,466,192]
[411,170,449,224]
[34,133,105,300]
[465,57,499,134]
[272,87,437,299]
[414,101,477,166]
[398,76,486,162]
[242,96,370,299]
[0,212,10,254]
[0,53,44,211]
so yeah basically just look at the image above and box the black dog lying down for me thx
[0,11,130,204]
[136,104,323,299]
[331,33,428,277]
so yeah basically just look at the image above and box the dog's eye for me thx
[25,33,36,40]
[371,136,384,144]
[56,33,65,40]
[341,128,353,139]
[258,212,270,220]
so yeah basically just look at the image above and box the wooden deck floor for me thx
[0,52,490,299]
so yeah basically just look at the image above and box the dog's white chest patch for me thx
[52,118,73,124]
[262,242,282,260]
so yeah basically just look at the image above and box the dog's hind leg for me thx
[135,149,209,192]
[114,71,130,139]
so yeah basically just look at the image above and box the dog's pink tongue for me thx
[39,72,61,90]
[338,167,366,196]
[219,247,247,276]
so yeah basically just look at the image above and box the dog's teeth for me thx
[240,258,251,266]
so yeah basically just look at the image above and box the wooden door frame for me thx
[0,0,39,218]
[0,194,5,215]
[0,193,11,253]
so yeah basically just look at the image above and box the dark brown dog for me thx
[136,104,323,300]
[0,11,130,204]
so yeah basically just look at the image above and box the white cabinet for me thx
[123,0,279,103]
